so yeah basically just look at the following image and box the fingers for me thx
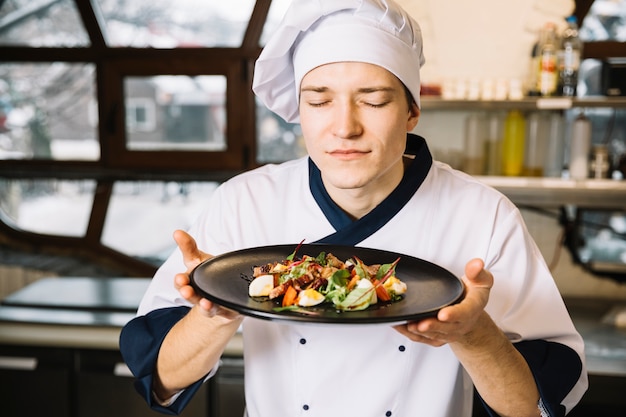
[463,258,493,290]
[393,321,448,347]
[173,229,211,270]
[396,259,494,345]
[175,273,223,317]
[171,231,239,321]
[175,272,202,304]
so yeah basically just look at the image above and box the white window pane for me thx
[0,0,89,47]
[96,0,255,47]
[124,75,227,151]
[0,179,95,237]
[256,99,306,163]
[101,181,218,262]
[580,0,626,42]
[0,63,99,160]
[259,0,291,46]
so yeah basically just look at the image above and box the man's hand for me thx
[395,259,540,416]
[172,229,240,320]
[154,230,242,398]
[394,258,493,346]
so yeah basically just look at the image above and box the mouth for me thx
[328,149,370,160]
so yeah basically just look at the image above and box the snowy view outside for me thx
[0,179,218,262]
[101,181,219,260]
[0,0,298,161]
[0,0,294,262]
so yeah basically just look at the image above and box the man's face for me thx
[299,62,419,200]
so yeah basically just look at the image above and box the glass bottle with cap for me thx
[558,15,582,97]
[536,22,559,97]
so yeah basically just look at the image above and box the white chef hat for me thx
[252,0,425,123]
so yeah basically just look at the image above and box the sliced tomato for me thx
[373,279,391,302]
[282,285,298,307]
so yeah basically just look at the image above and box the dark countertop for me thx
[0,276,243,354]
[0,277,149,349]
[1,276,150,313]
[0,278,623,369]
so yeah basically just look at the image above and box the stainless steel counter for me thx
[0,277,243,354]
[1,278,624,377]
[565,297,626,377]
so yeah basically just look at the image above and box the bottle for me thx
[523,112,549,176]
[558,16,583,97]
[568,112,591,180]
[536,23,559,97]
[543,112,565,177]
[463,113,486,175]
[484,112,504,175]
[501,110,526,176]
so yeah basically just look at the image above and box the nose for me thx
[332,101,363,139]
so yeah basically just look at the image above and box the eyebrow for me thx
[300,86,396,94]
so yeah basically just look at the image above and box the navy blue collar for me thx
[310,134,432,245]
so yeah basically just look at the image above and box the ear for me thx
[406,101,420,131]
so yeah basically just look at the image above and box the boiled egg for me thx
[297,288,325,307]
[383,276,407,295]
[248,274,274,297]
[357,278,378,305]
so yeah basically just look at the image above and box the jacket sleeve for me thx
[119,306,208,415]
[477,339,584,417]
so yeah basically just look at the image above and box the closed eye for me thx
[362,101,390,108]
[305,100,330,108]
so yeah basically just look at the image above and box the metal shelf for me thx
[419,96,626,207]
[478,176,626,208]
[421,96,626,111]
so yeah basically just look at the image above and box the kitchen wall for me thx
[397,0,575,88]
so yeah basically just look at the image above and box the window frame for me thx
[100,52,255,171]
[0,0,271,275]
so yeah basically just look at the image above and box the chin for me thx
[325,173,369,190]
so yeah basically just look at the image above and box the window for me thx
[0,0,89,47]
[101,180,218,264]
[124,75,227,151]
[1,0,623,275]
[95,0,256,47]
[0,178,95,237]
[0,62,99,160]
[259,0,290,45]
[580,0,626,41]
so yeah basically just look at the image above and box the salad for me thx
[248,246,406,312]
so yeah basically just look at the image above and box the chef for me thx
[120,1,587,416]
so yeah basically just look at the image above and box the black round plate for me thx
[190,244,463,324]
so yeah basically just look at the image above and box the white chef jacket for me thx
[131,137,587,417]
